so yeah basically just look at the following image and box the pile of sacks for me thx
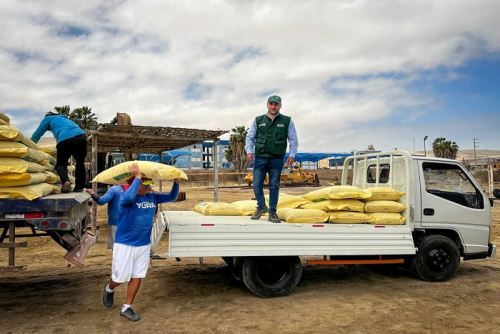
[193,185,406,225]
[278,185,405,224]
[0,112,61,200]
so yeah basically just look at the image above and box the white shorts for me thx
[107,225,117,250]
[111,243,150,283]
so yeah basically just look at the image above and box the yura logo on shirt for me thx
[277,123,285,127]
[258,123,266,127]
[136,202,156,209]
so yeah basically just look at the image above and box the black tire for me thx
[241,256,302,297]
[313,174,320,186]
[493,189,500,199]
[221,257,233,267]
[415,235,460,282]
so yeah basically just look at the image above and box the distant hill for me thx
[415,149,500,160]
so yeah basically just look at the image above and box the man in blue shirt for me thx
[245,95,298,223]
[31,112,87,192]
[102,163,179,322]
[86,184,128,250]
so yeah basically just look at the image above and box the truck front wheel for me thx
[415,235,460,282]
[242,256,302,297]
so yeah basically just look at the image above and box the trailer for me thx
[157,151,496,297]
[0,192,93,271]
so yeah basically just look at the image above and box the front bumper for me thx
[489,243,497,258]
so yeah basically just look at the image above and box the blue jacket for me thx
[31,114,85,144]
[91,185,126,226]
[115,178,180,247]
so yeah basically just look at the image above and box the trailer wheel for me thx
[242,256,302,297]
[415,235,459,282]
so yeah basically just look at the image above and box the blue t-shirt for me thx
[115,178,180,247]
[31,114,85,144]
[92,185,126,226]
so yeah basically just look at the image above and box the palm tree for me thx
[54,105,71,117]
[432,137,459,159]
[71,106,98,130]
[226,126,248,172]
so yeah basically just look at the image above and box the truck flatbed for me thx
[0,192,91,213]
[161,211,416,258]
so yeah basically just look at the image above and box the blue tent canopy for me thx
[161,150,199,164]
[284,152,352,163]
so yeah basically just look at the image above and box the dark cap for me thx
[267,95,281,104]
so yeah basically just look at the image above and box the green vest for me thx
[254,113,291,157]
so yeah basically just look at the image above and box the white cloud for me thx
[1,0,500,152]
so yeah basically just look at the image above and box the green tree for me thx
[54,105,71,117]
[52,105,99,130]
[71,106,98,130]
[432,137,459,159]
[226,125,248,172]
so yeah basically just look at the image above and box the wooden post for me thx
[213,139,219,202]
[91,133,98,235]
[8,222,14,267]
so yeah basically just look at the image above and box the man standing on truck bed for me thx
[102,163,180,322]
[245,95,298,223]
[31,111,87,193]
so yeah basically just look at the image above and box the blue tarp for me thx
[161,150,198,164]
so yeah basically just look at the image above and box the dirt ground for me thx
[1,185,500,334]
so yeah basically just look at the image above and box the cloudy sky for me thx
[1,0,499,153]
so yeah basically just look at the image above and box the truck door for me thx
[418,161,491,254]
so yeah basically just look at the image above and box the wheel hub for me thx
[426,248,451,272]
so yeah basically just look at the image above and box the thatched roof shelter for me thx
[87,124,227,153]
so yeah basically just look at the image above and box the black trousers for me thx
[55,134,87,189]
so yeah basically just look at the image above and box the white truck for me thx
[156,151,496,297]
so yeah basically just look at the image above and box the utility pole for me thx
[473,138,479,170]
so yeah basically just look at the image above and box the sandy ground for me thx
[1,186,500,334]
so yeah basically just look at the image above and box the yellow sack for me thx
[0,158,47,174]
[0,172,48,187]
[266,193,309,209]
[0,183,54,200]
[39,145,56,156]
[277,208,329,224]
[92,160,188,184]
[43,171,60,184]
[0,112,10,125]
[364,201,406,213]
[0,141,47,162]
[232,200,257,215]
[367,213,406,225]
[302,199,365,212]
[39,159,55,171]
[366,187,405,201]
[329,212,368,224]
[193,202,242,216]
[0,125,40,150]
[303,186,371,201]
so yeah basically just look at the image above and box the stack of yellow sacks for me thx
[193,193,309,217]
[0,112,61,200]
[363,187,406,225]
[278,186,406,225]
[191,184,406,226]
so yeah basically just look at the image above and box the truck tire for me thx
[415,235,459,282]
[493,189,500,199]
[241,256,302,297]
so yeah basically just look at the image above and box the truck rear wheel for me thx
[415,235,459,282]
[241,256,302,297]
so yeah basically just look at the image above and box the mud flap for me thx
[63,233,96,267]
